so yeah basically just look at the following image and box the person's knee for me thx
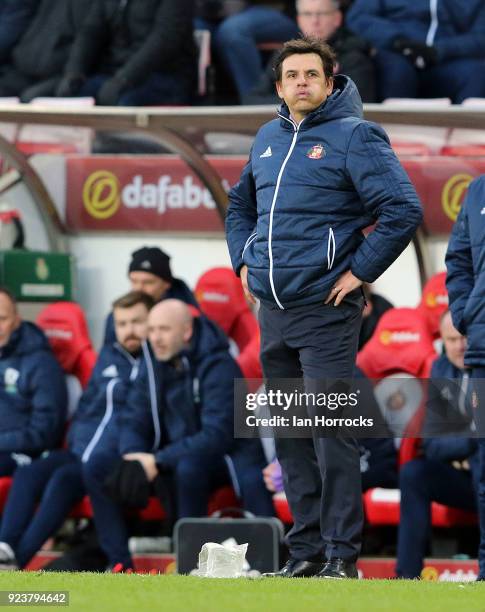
[48,464,82,491]
[174,457,209,484]
[237,466,265,495]
[82,453,114,486]
[13,462,41,487]
[215,14,251,46]
[376,51,417,92]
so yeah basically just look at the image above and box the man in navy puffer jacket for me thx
[446,174,485,581]
[84,299,274,571]
[0,291,152,570]
[347,0,485,102]
[0,287,66,473]
[226,37,422,579]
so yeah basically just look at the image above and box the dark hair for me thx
[112,290,155,312]
[273,36,336,82]
[0,286,17,308]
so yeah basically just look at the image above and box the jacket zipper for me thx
[81,377,119,463]
[81,348,140,462]
[269,114,302,309]
[426,0,439,46]
[143,341,162,452]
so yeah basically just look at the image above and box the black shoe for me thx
[263,558,325,578]
[318,558,358,579]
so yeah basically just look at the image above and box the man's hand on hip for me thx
[325,270,363,306]
[123,452,158,481]
[240,265,256,305]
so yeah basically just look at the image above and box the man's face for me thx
[129,271,170,302]
[148,310,193,362]
[0,293,20,348]
[441,314,466,370]
[297,0,342,40]
[113,302,150,354]
[276,53,333,123]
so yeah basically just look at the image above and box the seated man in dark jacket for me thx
[0,291,153,570]
[84,299,274,571]
[0,287,66,476]
[396,311,477,579]
[244,0,376,104]
[347,0,485,102]
[0,0,92,102]
[56,0,196,106]
[104,246,198,345]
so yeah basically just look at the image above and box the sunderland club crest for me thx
[306,144,325,159]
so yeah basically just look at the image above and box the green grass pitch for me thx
[0,573,484,612]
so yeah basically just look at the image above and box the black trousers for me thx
[259,290,364,562]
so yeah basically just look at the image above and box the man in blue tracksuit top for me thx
[396,311,478,578]
[225,37,423,578]
[84,299,273,571]
[346,0,485,102]
[0,287,66,475]
[0,291,153,569]
[446,174,485,581]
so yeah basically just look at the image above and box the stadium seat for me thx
[0,477,12,509]
[362,489,478,527]
[357,307,437,382]
[20,97,94,156]
[357,307,436,441]
[195,267,262,382]
[36,301,97,390]
[440,145,485,157]
[382,98,451,155]
[390,141,432,157]
[356,309,437,526]
[417,271,448,340]
[69,485,238,522]
[442,98,485,156]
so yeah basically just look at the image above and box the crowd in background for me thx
[0,0,484,105]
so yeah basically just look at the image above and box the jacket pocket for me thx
[326,227,336,271]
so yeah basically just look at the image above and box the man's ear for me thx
[183,322,193,344]
[275,80,284,100]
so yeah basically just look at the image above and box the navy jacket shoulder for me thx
[0,321,67,455]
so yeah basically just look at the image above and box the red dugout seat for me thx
[357,307,437,382]
[441,145,485,157]
[36,302,97,389]
[417,272,448,340]
[195,268,262,382]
